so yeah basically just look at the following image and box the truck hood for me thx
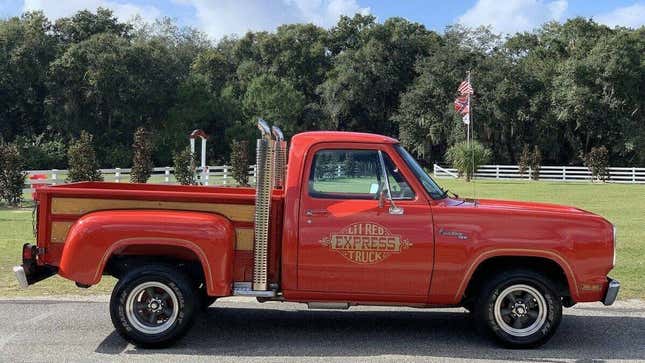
[444,197,596,218]
[476,198,591,215]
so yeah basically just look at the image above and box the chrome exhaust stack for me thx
[253,118,274,291]
[272,125,286,190]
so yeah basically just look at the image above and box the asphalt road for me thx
[0,296,643,362]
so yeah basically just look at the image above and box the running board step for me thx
[307,302,350,310]
[232,282,276,298]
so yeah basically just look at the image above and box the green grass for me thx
[1,178,643,299]
[0,204,115,297]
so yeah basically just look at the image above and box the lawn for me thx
[1,178,643,299]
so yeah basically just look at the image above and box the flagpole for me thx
[467,70,471,147]
[468,69,475,144]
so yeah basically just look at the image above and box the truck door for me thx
[297,143,434,297]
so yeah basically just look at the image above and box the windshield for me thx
[394,144,446,200]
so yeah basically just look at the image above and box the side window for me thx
[383,153,415,200]
[309,150,381,199]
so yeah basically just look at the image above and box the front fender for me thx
[58,210,235,296]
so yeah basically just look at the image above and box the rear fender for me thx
[58,210,235,296]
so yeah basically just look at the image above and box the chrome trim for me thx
[125,281,179,335]
[377,150,404,215]
[253,118,274,291]
[233,282,276,297]
[603,277,620,306]
[13,266,28,289]
[307,302,350,310]
[272,125,287,189]
[493,284,547,337]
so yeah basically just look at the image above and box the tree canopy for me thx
[1,9,643,168]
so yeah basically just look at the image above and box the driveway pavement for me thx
[0,296,643,362]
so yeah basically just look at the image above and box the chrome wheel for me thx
[125,281,179,335]
[493,284,547,337]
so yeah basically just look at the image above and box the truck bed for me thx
[35,182,283,283]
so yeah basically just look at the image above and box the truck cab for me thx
[14,120,619,349]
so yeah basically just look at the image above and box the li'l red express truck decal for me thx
[320,222,413,264]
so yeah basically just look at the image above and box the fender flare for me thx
[454,248,579,302]
[58,209,235,296]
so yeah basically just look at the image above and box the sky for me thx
[1,0,643,40]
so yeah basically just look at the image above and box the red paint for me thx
[29,130,616,306]
[59,210,235,296]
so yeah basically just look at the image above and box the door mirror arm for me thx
[377,151,404,215]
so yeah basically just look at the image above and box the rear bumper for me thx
[13,243,57,289]
[603,277,620,306]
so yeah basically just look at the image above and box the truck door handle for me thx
[305,209,329,217]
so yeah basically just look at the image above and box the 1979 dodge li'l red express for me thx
[14,120,619,348]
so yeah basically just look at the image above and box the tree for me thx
[173,147,197,185]
[530,146,542,181]
[67,131,103,182]
[320,18,441,136]
[130,127,154,183]
[445,141,492,182]
[0,142,26,207]
[243,74,306,136]
[229,140,249,186]
[0,12,57,140]
[583,146,610,182]
[518,145,531,178]
[16,132,67,170]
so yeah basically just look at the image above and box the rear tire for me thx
[472,269,562,348]
[110,264,197,348]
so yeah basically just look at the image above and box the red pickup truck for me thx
[14,120,619,348]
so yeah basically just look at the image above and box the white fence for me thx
[433,164,645,184]
[20,163,645,194]
[23,165,258,194]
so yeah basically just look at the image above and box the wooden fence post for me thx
[164,167,170,183]
[115,168,121,183]
[223,165,228,185]
[51,169,58,185]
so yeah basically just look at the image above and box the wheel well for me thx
[104,245,206,287]
[462,256,572,307]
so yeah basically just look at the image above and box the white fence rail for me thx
[23,165,258,194]
[433,164,645,184]
[19,163,645,194]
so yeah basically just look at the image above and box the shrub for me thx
[67,131,103,182]
[173,147,197,185]
[0,142,27,207]
[583,146,610,182]
[130,127,154,183]
[530,145,542,180]
[230,140,249,186]
[445,141,492,182]
[15,133,67,170]
[518,144,531,178]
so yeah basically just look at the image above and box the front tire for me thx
[473,269,562,348]
[110,264,197,348]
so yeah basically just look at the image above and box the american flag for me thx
[458,80,473,95]
[454,95,469,115]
